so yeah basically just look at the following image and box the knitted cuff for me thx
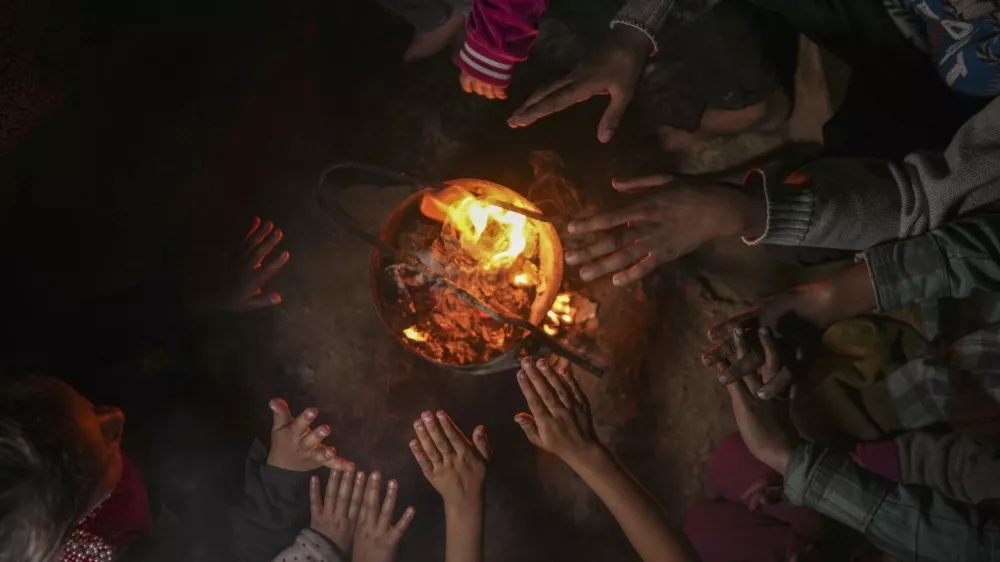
[742,169,814,247]
[458,40,515,88]
[609,19,660,54]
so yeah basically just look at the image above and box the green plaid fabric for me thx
[784,442,1000,561]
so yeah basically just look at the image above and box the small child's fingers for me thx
[378,479,398,530]
[435,410,468,452]
[472,425,492,460]
[390,506,416,543]
[409,439,433,474]
[495,87,508,100]
[333,467,355,519]
[347,471,367,521]
[309,475,322,521]
[758,327,782,382]
[757,369,793,401]
[300,425,331,451]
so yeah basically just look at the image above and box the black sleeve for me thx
[230,440,317,562]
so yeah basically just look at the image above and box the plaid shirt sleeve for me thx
[864,214,1000,313]
[784,442,1000,561]
[610,0,721,53]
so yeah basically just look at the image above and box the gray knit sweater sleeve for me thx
[745,95,1000,249]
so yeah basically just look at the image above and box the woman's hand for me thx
[410,410,491,510]
[514,357,599,468]
[352,472,416,562]
[265,398,353,471]
[310,469,366,553]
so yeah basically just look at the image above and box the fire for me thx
[543,292,576,337]
[422,186,531,270]
[403,326,429,342]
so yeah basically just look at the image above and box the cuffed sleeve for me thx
[897,432,1000,505]
[460,0,549,87]
[743,96,1000,250]
[269,529,344,562]
[784,441,1000,561]
[863,214,1000,312]
[231,440,316,562]
[610,0,724,53]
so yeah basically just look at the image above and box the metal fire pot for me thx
[317,162,602,377]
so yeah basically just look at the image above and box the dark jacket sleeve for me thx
[230,440,316,562]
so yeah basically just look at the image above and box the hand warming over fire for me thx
[411,410,491,508]
[564,178,765,286]
[411,410,491,562]
[515,357,599,467]
[266,398,354,472]
[460,71,508,100]
[352,472,416,562]
[310,468,366,553]
[202,216,291,312]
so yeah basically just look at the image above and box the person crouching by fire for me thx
[0,374,153,562]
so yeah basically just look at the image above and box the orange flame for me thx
[403,326,429,342]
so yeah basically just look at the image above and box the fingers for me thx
[561,369,587,409]
[460,73,474,94]
[413,419,443,465]
[718,329,764,385]
[597,89,633,143]
[494,85,508,100]
[325,469,342,513]
[509,79,596,128]
[420,410,455,456]
[579,242,650,283]
[472,425,492,460]
[612,174,675,192]
[321,451,355,471]
[535,358,572,409]
[269,398,293,431]
[250,227,283,268]
[612,253,659,287]
[377,478,398,529]
[508,77,575,126]
[708,314,753,343]
[435,411,468,453]
[309,475,322,521]
[391,506,417,541]
[333,467,354,519]
[300,424,331,450]
[564,229,640,266]
[520,358,562,414]
[516,367,548,418]
[250,250,290,292]
[292,407,317,436]
[702,339,736,367]
[409,438,433,474]
[359,471,381,525]
[348,471,367,521]
[245,292,282,310]
[756,327,794,400]
[246,219,274,250]
[513,413,541,447]
[567,205,651,235]
[244,217,262,246]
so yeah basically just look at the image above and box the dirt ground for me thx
[3,0,838,560]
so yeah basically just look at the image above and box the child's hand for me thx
[266,398,354,471]
[514,358,599,469]
[352,472,416,562]
[202,217,290,312]
[310,469,366,553]
[460,71,508,100]
[410,411,491,510]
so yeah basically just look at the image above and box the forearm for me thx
[568,446,694,562]
[897,432,1000,505]
[444,499,484,562]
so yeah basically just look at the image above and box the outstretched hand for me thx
[266,398,354,472]
[507,26,652,142]
[565,176,762,286]
[310,468,366,553]
[205,217,290,312]
[410,410,491,510]
[514,357,598,467]
[352,472,416,562]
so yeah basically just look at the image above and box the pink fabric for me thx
[459,0,549,86]
[82,454,153,555]
[685,433,826,562]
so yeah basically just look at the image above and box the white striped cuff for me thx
[460,41,513,83]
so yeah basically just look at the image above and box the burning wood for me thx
[386,180,560,366]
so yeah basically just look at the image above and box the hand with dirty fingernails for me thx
[564,178,764,286]
[207,216,291,312]
[266,398,354,472]
[514,357,599,467]
[310,468,367,553]
[411,410,491,562]
[720,328,802,475]
[460,71,508,100]
[507,26,652,142]
[352,472,416,562]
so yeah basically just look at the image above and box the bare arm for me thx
[514,358,695,562]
